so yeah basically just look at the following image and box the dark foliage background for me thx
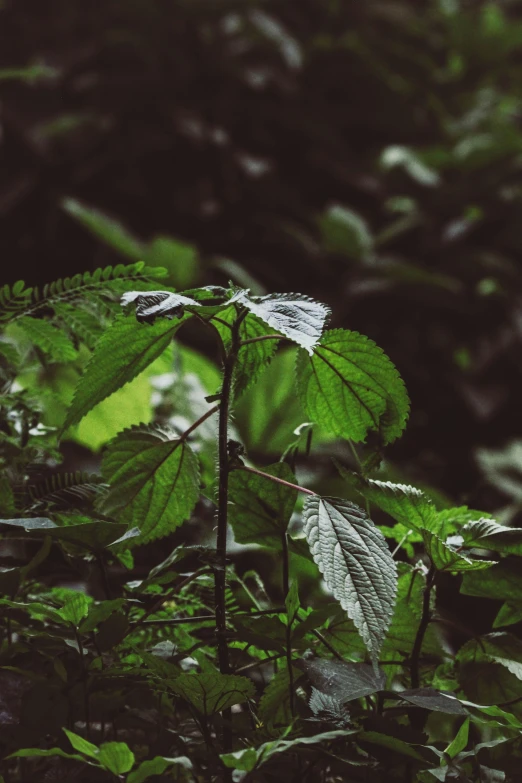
[2,0,522,512]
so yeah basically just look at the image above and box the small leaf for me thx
[302,496,397,662]
[16,316,78,361]
[97,742,135,775]
[296,329,409,444]
[78,599,125,634]
[308,688,351,727]
[58,592,90,626]
[493,602,522,629]
[234,291,330,354]
[64,314,183,430]
[100,424,200,544]
[423,530,496,573]
[170,672,254,716]
[285,581,300,624]
[462,518,522,555]
[445,718,469,759]
[62,198,144,259]
[63,729,99,759]
[398,688,467,715]
[228,463,297,548]
[298,659,386,702]
[354,479,437,532]
[121,289,199,323]
[258,666,303,728]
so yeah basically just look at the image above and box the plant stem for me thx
[410,565,435,689]
[240,334,284,346]
[129,569,211,632]
[236,465,317,496]
[74,628,90,738]
[215,309,245,755]
[96,552,111,599]
[179,404,219,441]
[141,607,288,626]
[281,531,295,716]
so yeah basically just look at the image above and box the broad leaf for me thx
[423,530,496,572]
[228,463,298,547]
[97,742,135,775]
[303,496,397,662]
[127,757,193,783]
[64,314,184,430]
[258,666,303,728]
[398,688,467,715]
[234,291,330,354]
[472,633,522,681]
[170,672,254,715]
[461,560,522,601]
[457,637,522,715]
[63,729,99,759]
[100,424,200,543]
[298,659,386,702]
[296,329,409,444]
[121,290,199,323]
[462,518,522,555]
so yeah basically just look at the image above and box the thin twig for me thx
[179,404,219,441]
[410,565,435,689]
[240,334,284,347]
[236,465,316,496]
[129,569,211,632]
[282,531,295,716]
[311,629,345,661]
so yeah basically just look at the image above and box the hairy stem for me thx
[282,531,295,716]
[236,465,316,496]
[410,565,435,689]
[215,309,245,755]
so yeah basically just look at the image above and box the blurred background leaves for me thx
[2,0,522,512]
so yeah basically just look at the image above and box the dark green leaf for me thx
[461,560,522,601]
[127,756,193,783]
[423,529,496,572]
[296,329,409,444]
[308,688,352,727]
[170,672,254,715]
[228,463,297,547]
[298,659,386,702]
[398,688,467,715]
[258,666,303,728]
[100,424,200,544]
[461,518,522,555]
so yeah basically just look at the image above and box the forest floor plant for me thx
[1,266,522,781]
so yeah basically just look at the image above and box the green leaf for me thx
[62,198,144,260]
[398,688,467,715]
[423,530,496,572]
[15,316,78,361]
[127,756,193,783]
[308,689,352,727]
[145,235,199,289]
[63,729,99,759]
[355,479,437,532]
[457,636,522,712]
[58,592,90,626]
[8,747,85,762]
[445,717,470,759]
[258,666,303,728]
[296,329,409,444]
[358,731,426,762]
[299,658,386,702]
[302,496,397,663]
[318,204,373,259]
[78,599,125,634]
[64,314,183,430]
[461,560,522,601]
[100,424,200,544]
[285,581,300,624]
[170,672,254,715]
[472,632,522,681]
[234,291,330,354]
[461,518,522,555]
[97,742,135,775]
[493,603,522,629]
[228,463,297,547]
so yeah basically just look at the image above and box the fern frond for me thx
[1,263,168,324]
[25,471,108,513]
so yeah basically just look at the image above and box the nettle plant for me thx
[1,265,522,782]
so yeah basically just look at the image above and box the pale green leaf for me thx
[63,314,183,430]
[296,329,409,444]
[170,672,254,715]
[63,729,99,759]
[100,424,200,544]
[15,316,78,362]
[97,742,135,775]
[62,198,144,260]
[302,496,397,663]
[423,530,496,572]
[58,592,90,626]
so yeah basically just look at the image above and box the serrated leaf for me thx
[398,688,467,715]
[170,672,254,715]
[98,742,135,774]
[212,305,279,398]
[234,291,330,354]
[302,496,397,662]
[423,530,496,572]
[462,518,522,555]
[228,463,298,547]
[121,290,199,323]
[58,592,90,626]
[16,316,78,361]
[308,688,352,727]
[100,425,200,544]
[64,314,183,430]
[355,479,437,532]
[299,659,386,702]
[296,329,409,444]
